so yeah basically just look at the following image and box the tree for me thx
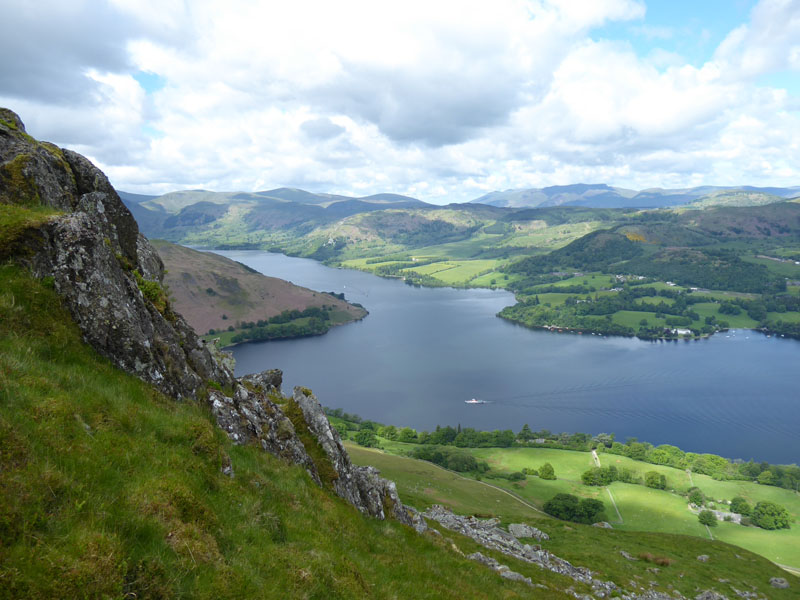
[543,493,606,524]
[730,496,751,516]
[354,429,379,448]
[752,501,790,530]
[379,425,398,440]
[644,471,667,490]
[578,498,607,524]
[517,423,534,441]
[698,510,717,527]
[688,487,704,506]
[544,493,579,521]
[397,427,418,443]
[757,470,775,485]
[539,462,556,480]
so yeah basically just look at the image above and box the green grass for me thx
[346,444,544,521]
[612,310,668,329]
[1,264,591,599]
[469,271,518,287]
[0,203,60,259]
[360,440,800,574]
[769,311,800,323]
[692,303,760,328]
[608,484,709,536]
[744,255,800,278]
[348,441,799,597]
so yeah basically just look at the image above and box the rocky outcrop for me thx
[292,387,414,525]
[422,505,609,590]
[0,109,411,524]
[209,374,317,479]
[2,109,232,400]
[508,522,550,541]
[467,552,535,587]
[421,505,710,600]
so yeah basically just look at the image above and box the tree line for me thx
[325,409,800,493]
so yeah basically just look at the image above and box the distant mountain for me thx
[471,184,800,209]
[117,190,158,204]
[122,186,434,241]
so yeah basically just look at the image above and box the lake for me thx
[216,250,800,465]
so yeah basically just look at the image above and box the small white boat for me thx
[465,398,488,405]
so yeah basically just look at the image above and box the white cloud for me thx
[715,0,800,79]
[1,0,799,202]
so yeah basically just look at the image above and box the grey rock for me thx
[467,552,532,587]
[620,550,639,561]
[423,505,615,594]
[770,577,789,589]
[500,569,533,585]
[508,522,550,541]
[292,387,413,524]
[593,521,613,529]
[697,555,710,562]
[695,591,728,600]
[2,111,233,400]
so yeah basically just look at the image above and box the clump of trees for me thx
[409,445,489,473]
[688,487,705,506]
[354,429,379,448]
[230,307,336,343]
[644,471,667,490]
[730,496,751,516]
[581,465,637,486]
[543,493,606,524]
[698,510,717,527]
[539,463,556,480]
[751,501,791,530]
[323,409,800,494]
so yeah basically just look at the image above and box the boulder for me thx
[467,552,532,587]
[508,522,550,541]
[770,577,789,589]
[695,591,728,600]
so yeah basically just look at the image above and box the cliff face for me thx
[0,108,411,524]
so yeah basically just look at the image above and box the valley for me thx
[126,187,800,341]
[341,423,800,574]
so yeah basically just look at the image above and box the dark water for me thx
[215,250,800,464]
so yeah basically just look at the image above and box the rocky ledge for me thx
[421,505,761,600]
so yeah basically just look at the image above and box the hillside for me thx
[0,264,583,599]
[6,106,776,599]
[152,240,366,335]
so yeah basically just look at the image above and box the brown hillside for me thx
[152,240,366,334]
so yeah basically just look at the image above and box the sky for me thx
[1,0,799,204]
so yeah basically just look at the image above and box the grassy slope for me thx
[153,240,366,334]
[350,439,800,575]
[347,443,799,598]
[0,264,585,600]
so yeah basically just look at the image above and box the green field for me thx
[692,302,760,328]
[353,440,800,572]
[345,443,544,521]
[347,443,799,597]
[744,256,800,278]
